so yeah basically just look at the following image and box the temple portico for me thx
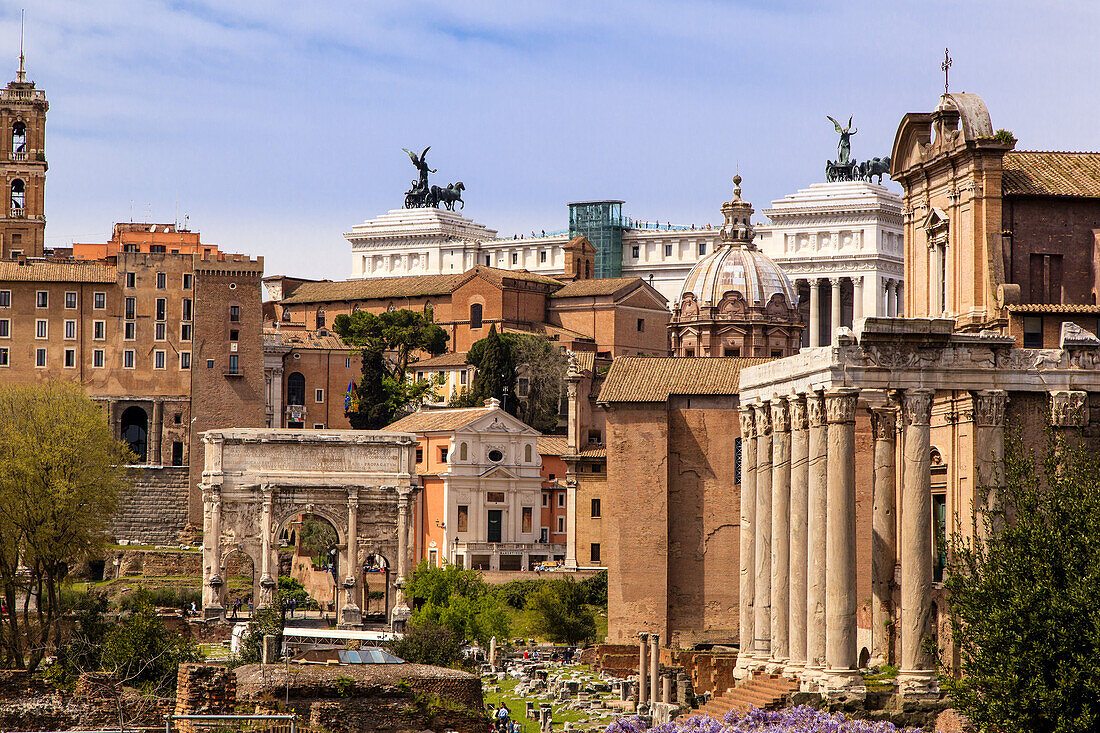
[734,316,1100,701]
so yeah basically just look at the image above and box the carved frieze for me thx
[902,389,934,427]
[825,390,858,423]
[1050,390,1088,428]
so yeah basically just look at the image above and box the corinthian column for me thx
[258,484,276,608]
[753,402,773,662]
[736,406,757,675]
[768,399,791,672]
[853,276,864,325]
[809,279,822,348]
[341,487,363,627]
[804,393,828,686]
[869,405,897,667]
[638,633,649,707]
[830,278,842,345]
[973,391,1007,537]
[788,396,809,675]
[899,389,937,697]
[391,485,414,630]
[823,389,862,696]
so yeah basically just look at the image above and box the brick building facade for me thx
[0,57,47,260]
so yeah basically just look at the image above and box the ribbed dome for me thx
[677,177,798,309]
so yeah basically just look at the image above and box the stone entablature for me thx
[199,428,419,629]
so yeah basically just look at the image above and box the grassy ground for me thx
[483,676,608,733]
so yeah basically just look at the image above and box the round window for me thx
[488,449,503,462]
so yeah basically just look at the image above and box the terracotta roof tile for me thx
[280,274,463,304]
[264,327,353,350]
[537,435,569,456]
[1003,151,1100,198]
[1006,303,1100,313]
[550,277,645,298]
[467,265,563,288]
[0,259,116,283]
[598,356,771,403]
[386,407,493,433]
[412,351,469,369]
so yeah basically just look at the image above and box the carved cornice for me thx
[869,407,897,440]
[1050,390,1088,428]
[738,406,756,438]
[788,395,808,431]
[825,389,858,423]
[771,399,791,433]
[903,389,934,427]
[807,393,827,427]
[754,403,773,436]
[973,390,1007,428]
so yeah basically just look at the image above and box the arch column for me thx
[203,484,225,619]
[735,406,757,676]
[258,484,276,608]
[391,485,414,630]
[340,487,363,627]
[830,278,843,345]
[768,399,791,673]
[898,389,937,698]
[803,393,828,688]
[753,402,773,663]
[822,389,863,697]
[869,403,897,667]
[788,395,809,675]
[809,279,822,347]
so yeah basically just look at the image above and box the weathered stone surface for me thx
[110,466,190,545]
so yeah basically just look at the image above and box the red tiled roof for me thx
[386,407,493,433]
[1003,151,1100,198]
[0,259,116,283]
[598,356,771,403]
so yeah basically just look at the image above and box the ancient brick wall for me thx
[110,466,190,545]
[669,650,739,696]
[175,664,237,719]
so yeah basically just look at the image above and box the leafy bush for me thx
[404,561,508,646]
[495,578,544,610]
[118,587,201,612]
[277,575,309,605]
[238,603,285,664]
[100,599,200,692]
[528,577,597,646]
[389,620,464,668]
[579,570,608,609]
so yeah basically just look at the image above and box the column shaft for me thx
[753,403,773,661]
[824,390,859,683]
[737,407,757,670]
[899,389,936,695]
[870,406,897,667]
[638,634,649,706]
[650,634,660,704]
[259,485,275,608]
[788,397,809,672]
[770,400,791,668]
[805,394,828,678]
[830,278,842,345]
[853,277,864,325]
[974,391,1007,538]
[809,279,821,348]
[896,282,904,317]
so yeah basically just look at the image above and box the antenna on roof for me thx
[17,9,25,83]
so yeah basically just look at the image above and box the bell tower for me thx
[0,26,48,259]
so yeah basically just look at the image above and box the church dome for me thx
[676,177,798,309]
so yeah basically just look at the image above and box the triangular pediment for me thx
[478,464,523,480]
[460,408,539,436]
[921,207,949,234]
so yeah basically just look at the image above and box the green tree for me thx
[100,599,200,693]
[333,309,449,428]
[940,430,1100,733]
[0,382,131,671]
[579,569,608,610]
[527,576,597,646]
[466,325,516,413]
[389,620,464,667]
[511,333,567,432]
[404,561,509,646]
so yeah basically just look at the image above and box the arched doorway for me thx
[121,406,148,463]
[361,553,391,621]
[280,512,341,618]
[222,549,256,619]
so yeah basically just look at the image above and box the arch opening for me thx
[120,405,148,463]
[279,512,341,614]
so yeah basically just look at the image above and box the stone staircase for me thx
[697,674,800,720]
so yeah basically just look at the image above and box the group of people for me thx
[493,703,522,733]
[228,597,253,619]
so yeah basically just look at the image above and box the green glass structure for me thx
[568,201,624,278]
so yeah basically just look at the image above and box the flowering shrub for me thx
[606,706,918,733]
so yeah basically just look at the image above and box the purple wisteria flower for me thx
[606,706,918,733]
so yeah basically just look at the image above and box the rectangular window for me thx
[345,357,351,369]
[93,291,105,309]
[664,244,673,257]
[155,322,166,340]
[557,516,565,533]
[123,350,134,369]
[207,359,214,369]
[1022,316,1043,349]
[440,447,449,463]
[180,351,191,370]
[229,305,240,322]
[487,491,505,503]
[92,349,104,368]
[637,318,645,332]
[540,251,547,263]
[415,448,423,463]
[460,370,467,385]
[155,298,166,321]
[590,543,601,563]
[457,505,469,532]
[511,252,518,265]
[64,348,76,368]
[35,319,47,339]
[632,245,639,258]
[0,290,9,307]
[0,319,7,338]
[542,493,549,507]
[698,242,706,256]
[182,273,192,290]
[35,347,46,367]
[124,322,136,340]
[93,320,105,340]
[230,328,239,341]
[125,297,135,319]
[557,493,565,508]
[171,442,184,466]
[182,298,192,321]
[315,388,324,402]
[36,290,48,308]
[125,272,135,288]
[65,291,77,309]
[64,320,76,339]
[0,347,9,366]
[229,354,239,374]
[313,423,325,430]
[181,323,192,341]
[591,498,601,518]
[522,506,532,533]
[154,350,166,369]
[156,272,166,289]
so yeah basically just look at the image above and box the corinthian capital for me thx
[973,390,1007,428]
[807,392,827,427]
[825,389,858,424]
[771,399,791,433]
[903,389,934,427]
[754,403,772,436]
[788,395,808,431]
[738,406,756,439]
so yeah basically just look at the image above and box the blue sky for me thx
[5,1,1099,279]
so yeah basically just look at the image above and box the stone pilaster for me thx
[753,402,773,662]
[768,399,791,672]
[821,389,864,698]
[804,392,828,688]
[391,485,414,630]
[869,404,897,667]
[788,395,809,675]
[736,406,757,676]
[898,389,937,698]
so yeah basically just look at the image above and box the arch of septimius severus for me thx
[199,428,419,629]
[733,91,1100,701]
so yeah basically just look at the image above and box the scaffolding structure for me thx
[568,200,624,278]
